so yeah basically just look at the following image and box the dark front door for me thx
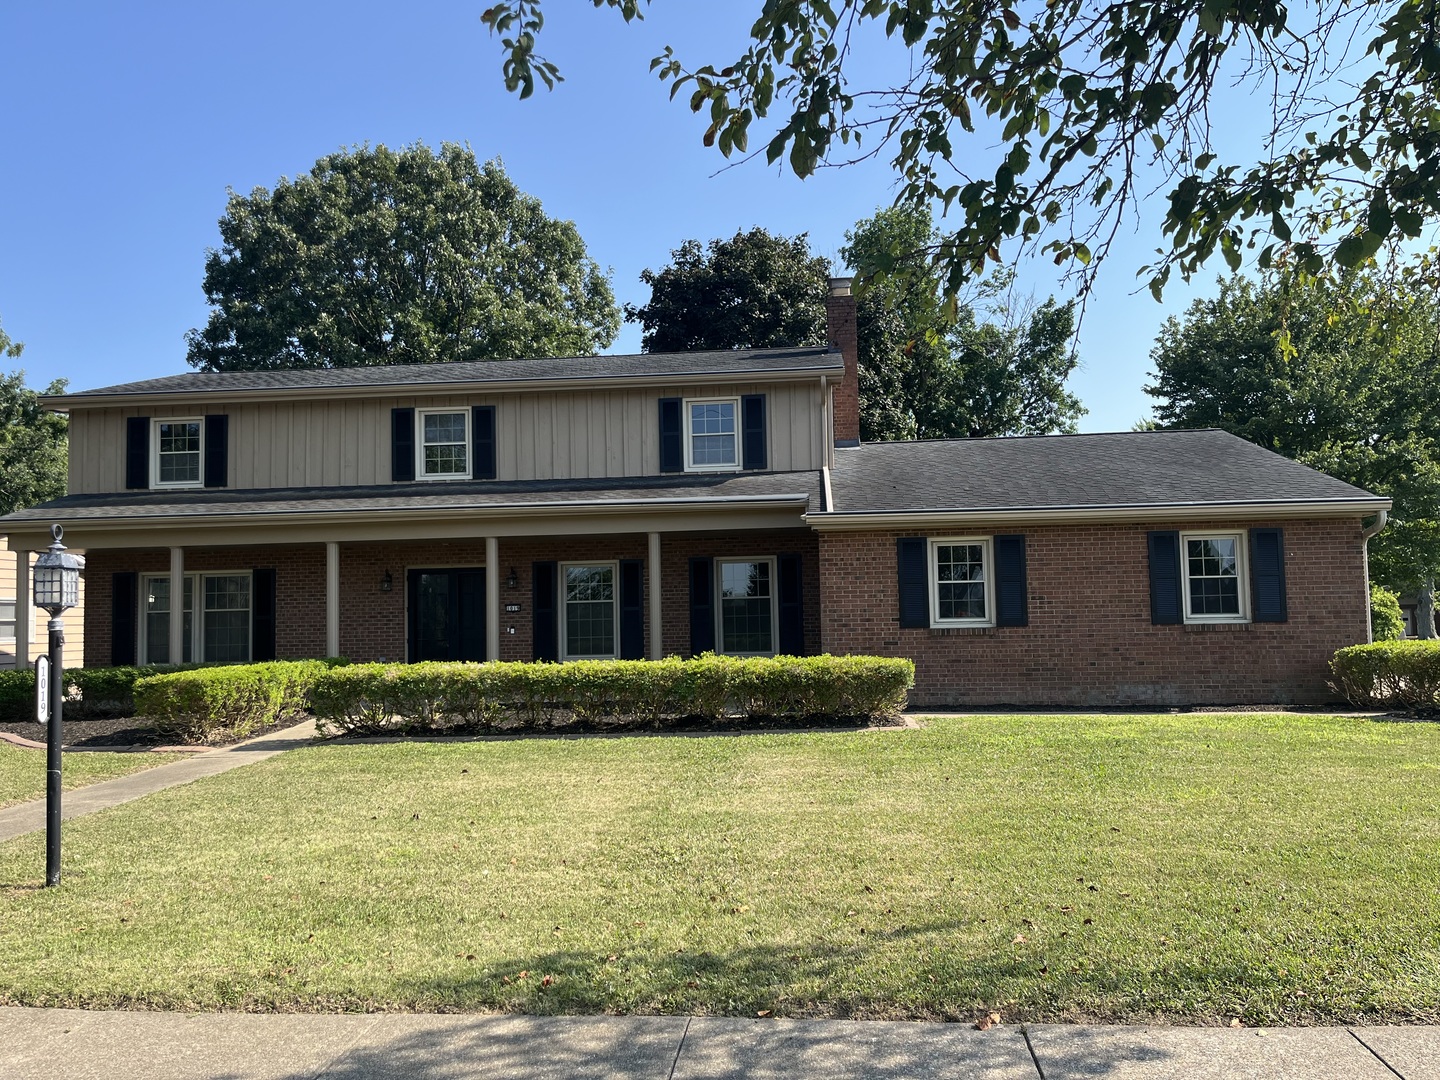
[407,569,486,662]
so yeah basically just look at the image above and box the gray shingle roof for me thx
[826,429,1384,514]
[59,347,843,399]
[0,471,822,524]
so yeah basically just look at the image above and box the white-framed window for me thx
[417,409,471,480]
[0,598,15,642]
[1181,531,1249,623]
[928,537,995,628]
[685,398,740,471]
[561,562,619,660]
[152,418,203,488]
[140,572,252,664]
[717,557,777,655]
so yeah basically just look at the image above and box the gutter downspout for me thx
[1362,509,1389,643]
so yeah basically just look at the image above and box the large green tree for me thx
[625,229,830,352]
[0,316,67,516]
[842,206,1083,440]
[186,144,620,371]
[1146,270,1440,634]
[485,1,1440,297]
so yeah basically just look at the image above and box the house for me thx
[0,544,85,671]
[0,280,1388,707]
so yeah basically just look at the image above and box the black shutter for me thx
[689,557,715,656]
[994,534,1029,628]
[1147,531,1183,625]
[252,568,277,661]
[111,572,138,666]
[533,561,559,662]
[619,559,645,660]
[1250,528,1288,623]
[391,408,415,483]
[742,394,767,471]
[472,405,496,480]
[896,537,928,629]
[777,553,804,654]
[203,414,229,488]
[659,398,683,472]
[125,417,149,490]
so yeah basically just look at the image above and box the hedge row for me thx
[0,664,205,723]
[1330,640,1440,709]
[133,661,332,744]
[308,654,916,736]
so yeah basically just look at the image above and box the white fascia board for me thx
[805,498,1392,530]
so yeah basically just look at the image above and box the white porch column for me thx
[648,531,663,660]
[168,546,185,664]
[485,536,500,662]
[14,550,31,668]
[325,541,340,658]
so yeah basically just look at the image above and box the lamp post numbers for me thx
[32,524,84,889]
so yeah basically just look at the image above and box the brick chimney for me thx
[826,276,860,446]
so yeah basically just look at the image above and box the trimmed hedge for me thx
[1330,640,1440,708]
[133,661,330,744]
[0,665,206,723]
[309,654,916,737]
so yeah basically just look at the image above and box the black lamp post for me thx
[33,524,84,888]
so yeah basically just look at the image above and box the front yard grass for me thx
[0,713,1437,1024]
[0,744,187,809]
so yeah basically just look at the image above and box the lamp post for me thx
[32,524,84,888]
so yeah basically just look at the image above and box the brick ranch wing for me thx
[0,280,1390,706]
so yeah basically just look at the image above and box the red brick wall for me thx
[826,287,860,445]
[818,518,1371,707]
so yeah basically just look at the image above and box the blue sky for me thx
[1,2,1249,432]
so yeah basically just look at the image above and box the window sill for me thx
[1182,621,1253,632]
[927,626,997,637]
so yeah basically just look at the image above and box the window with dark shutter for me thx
[111,572,139,665]
[777,552,804,654]
[251,568,277,661]
[741,394,767,470]
[689,557,715,655]
[1249,528,1288,622]
[391,408,416,483]
[1147,531,1183,625]
[619,559,645,659]
[533,561,559,662]
[472,405,497,480]
[203,415,229,488]
[125,417,150,490]
[994,534,1029,627]
[659,398,683,472]
[896,537,928,628]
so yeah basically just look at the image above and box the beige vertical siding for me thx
[64,381,826,494]
[0,548,85,670]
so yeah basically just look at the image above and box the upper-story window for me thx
[418,409,470,480]
[685,398,740,471]
[152,419,203,488]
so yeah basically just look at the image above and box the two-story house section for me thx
[0,280,1390,707]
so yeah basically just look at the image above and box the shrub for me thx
[309,654,916,737]
[1330,640,1440,708]
[1370,584,1405,642]
[0,664,207,723]
[133,660,328,744]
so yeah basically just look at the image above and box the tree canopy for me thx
[0,315,68,516]
[484,1,1440,298]
[186,144,620,372]
[1146,269,1440,627]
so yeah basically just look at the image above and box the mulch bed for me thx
[0,715,310,749]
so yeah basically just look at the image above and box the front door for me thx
[407,569,486,662]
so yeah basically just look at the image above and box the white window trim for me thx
[684,396,742,473]
[138,570,253,665]
[559,560,621,662]
[715,556,779,657]
[415,407,472,481]
[150,417,205,489]
[928,536,996,629]
[1180,530,1250,624]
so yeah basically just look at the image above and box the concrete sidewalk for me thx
[1,1009,1436,1080]
[0,720,316,844]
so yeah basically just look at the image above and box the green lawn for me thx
[0,744,187,809]
[0,714,1437,1024]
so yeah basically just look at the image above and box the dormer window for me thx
[685,398,740,471]
[418,409,470,480]
[152,419,203,488]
